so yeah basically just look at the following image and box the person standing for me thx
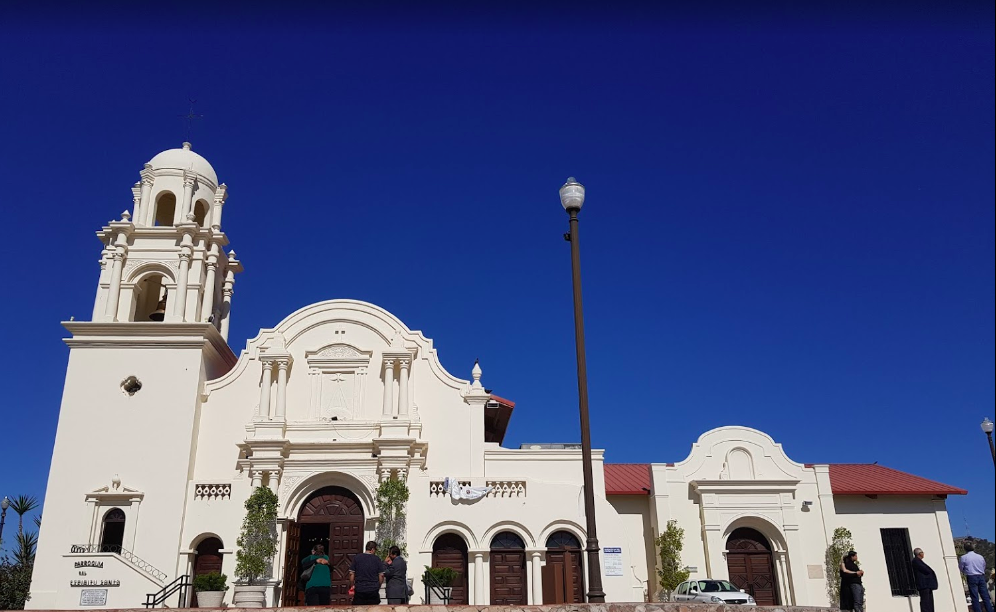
[912,548,938,612]
[302,545,331,605]
[349,540,386,605]
[959,542,994,612]
[384,545,410,604]
[840,551,865,612]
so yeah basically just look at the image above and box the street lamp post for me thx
[1,496,9,550]
[982,418,995,465]
[560,177,606,603]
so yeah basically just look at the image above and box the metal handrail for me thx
[70,544,168,584]
[422,570,452,604]
[144,574,191,608]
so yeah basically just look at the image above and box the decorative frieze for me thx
[486,480,527,497]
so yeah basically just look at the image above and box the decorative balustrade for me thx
[194,483,232,500]
[69,544,167,584]
[428,480,525,497]
[486,480,526,497]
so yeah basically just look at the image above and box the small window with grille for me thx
[880,528,917,597]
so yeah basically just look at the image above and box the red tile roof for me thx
[602,462,966,497]
[826,464,967,496]
[604,463,651,495]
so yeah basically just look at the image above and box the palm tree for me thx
[9,495,38,537]
[14,531,38,565]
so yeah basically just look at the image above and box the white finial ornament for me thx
[120,210,131,222]
[186,212,196,222]
[182,141,192,151]
[471,359,483,389]
[228,250,237,259]
[111,474,121,490]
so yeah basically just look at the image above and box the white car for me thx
[673,579,757,605]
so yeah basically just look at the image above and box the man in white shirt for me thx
[959,542,993,612]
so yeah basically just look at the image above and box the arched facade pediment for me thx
[206,300,467,392]
[673,426,806,483]
[281,471,378,521]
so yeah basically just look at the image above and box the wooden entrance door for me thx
[282,487,364,606]
[726,528,779,606]
[544,531,584,603]
[432,533,469,604]
[192,537,224,608]
[490,532,527,605]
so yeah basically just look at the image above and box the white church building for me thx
[29,144,969,611]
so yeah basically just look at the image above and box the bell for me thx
[149,295,167,321]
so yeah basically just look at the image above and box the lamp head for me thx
[559,177,585,211]
[982,417,994,434]
[1,496,8,510]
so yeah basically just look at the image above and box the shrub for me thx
[423,566,459,587]
[235,487,280,585]
[193,572,229,592]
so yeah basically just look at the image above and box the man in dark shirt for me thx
[840,551,865,612]
[349,541,385,605]
[912,547,939,612]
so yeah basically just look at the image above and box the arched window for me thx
[154,192,177,226]
[100,508,126,553]
[546,531,581,549]
[133,274,169,321]
[491,532,526,549]
[193,200,210,227]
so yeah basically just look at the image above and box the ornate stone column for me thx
[258,360,274,420]
[275,360,289,420]
[181,170,195,220]
[530,551,544,605]
[266,470,280,493]
[200,245,219,322]
[397,358,410,417]
[251,470,264,488]
[473,552,485,604]
[139,164,154,225]
[382,358,395,417]
[131,183,142,226]
[104,214,132,321]
[211,184,227,231]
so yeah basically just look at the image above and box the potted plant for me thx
[193,572,228,608]
[423,566,459,604]
[233,487,279,608]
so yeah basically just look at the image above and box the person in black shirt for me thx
[840,551,865,612]
[349,541,386,605]
[912,547,939,612]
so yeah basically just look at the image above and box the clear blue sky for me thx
[1,2,993,545]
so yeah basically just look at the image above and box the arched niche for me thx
[154,191,177,226]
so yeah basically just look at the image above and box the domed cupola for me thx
[132,142,223,228]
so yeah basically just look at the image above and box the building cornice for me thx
[63,322,237,369]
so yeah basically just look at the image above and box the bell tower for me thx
[28,144,243,609]
[92,142,242,337]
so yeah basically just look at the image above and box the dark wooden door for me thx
[432,533,469,605]
[286,487,364,605]
[546,531,584,603]
[281,521,301,607]
[192,537,224,608]
[490,532,526,605]
[726,528,778,606]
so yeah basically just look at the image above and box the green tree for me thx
[234,487,280,585]
[825,527,854,605]
[655,520,690,602]
[375,478,410,560]
[8,496,38,538]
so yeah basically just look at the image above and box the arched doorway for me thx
[99,508,125,553]
[490,532,526,605]
[726,527,779,606]
[432,533,469,605]
[191,537,224,608]
[543,531,584,603]
[282,486,364,606]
